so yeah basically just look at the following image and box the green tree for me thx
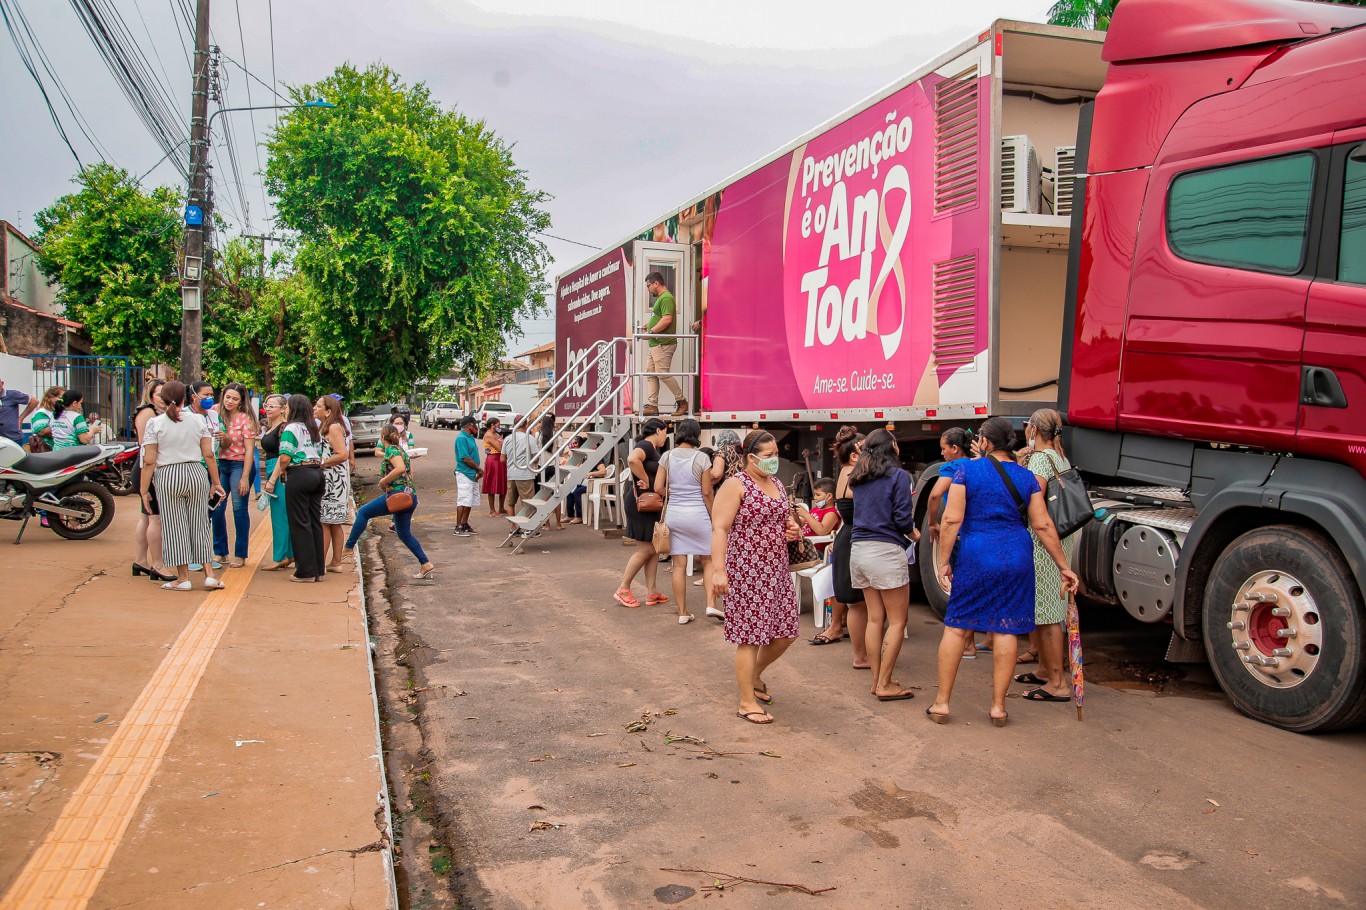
[33,164,182,364]
[203,237,313,393]
[265,64,552,400]
[1048,0,1365,31]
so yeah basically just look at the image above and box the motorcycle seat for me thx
[10,445,104,475]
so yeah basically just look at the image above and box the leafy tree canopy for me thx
[265,63,552,400]
[32,163,182,365]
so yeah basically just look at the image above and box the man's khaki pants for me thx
[646,343,683,406]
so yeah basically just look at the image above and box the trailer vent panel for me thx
[932,253,978,368]
[934,65,981,215]
[1055,145,1077,217]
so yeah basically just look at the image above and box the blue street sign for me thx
[184,206,204,225]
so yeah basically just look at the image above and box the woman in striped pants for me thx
[140,381,227,591]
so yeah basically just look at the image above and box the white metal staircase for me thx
[498,339,633,554]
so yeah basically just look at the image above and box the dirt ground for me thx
[373,426,1366,910]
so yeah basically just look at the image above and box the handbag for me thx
[635,488,664,513]
[27,433,51,454]
[385,490,415,513]
[787,505,822,571]
[652,498,671,556]
[1038,450,1094,539]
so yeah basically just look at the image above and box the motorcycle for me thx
[0,436,121,543]
[90,441,140,496]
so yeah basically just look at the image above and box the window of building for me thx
[1167,153,1315,275]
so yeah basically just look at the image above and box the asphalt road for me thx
[372,426,1366,910]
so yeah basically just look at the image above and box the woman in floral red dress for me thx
[711,430,802,725]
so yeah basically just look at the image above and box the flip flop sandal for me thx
[925,707,950,724]
[613,589,642,608]
[1013,672,1048,685]
[876,691,916,702]
[736,711,773,725]
[753,684,773,705]
[809,634,842,645]
[974,643,993,653]
[1023,688,1071,702]
[1016,649,1039,665]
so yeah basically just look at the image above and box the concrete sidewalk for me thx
[0,500,394,909]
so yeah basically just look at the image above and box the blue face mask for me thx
[199,396,215,410]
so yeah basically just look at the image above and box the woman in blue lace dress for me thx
[925,417,1078,727]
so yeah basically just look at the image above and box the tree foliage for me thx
[1048,0,1365,31]
[33,164,182,364]
[265,63,552,400]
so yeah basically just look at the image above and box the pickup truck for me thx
[423,401,463,429]
[475,400,518,429]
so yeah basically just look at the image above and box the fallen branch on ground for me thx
[659,867,835,896]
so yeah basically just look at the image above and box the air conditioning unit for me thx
[1054,145,1077,217]
[1000,135,1041,214]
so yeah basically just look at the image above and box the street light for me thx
[179,98,335,379]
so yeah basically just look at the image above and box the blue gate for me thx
[26,355,148,441]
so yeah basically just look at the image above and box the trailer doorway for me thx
[631,241,695,415]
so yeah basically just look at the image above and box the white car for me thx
[425,401,463,429]
[475,401,517,430]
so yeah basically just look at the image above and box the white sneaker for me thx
[705,607,725,619]
[678,614,695,624]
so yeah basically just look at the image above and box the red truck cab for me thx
[1065,0,1366,731]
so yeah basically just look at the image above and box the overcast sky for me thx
[1,0,1056,355]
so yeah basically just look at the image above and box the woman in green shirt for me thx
[25,386,64,452]
[344,423,434,578]
[263,394,326,582]
[51,390,97,449]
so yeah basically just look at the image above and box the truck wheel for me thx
[917,511,949,619]
[1201,526,1366,733]
[47,480,116,541]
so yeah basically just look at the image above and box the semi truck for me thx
[552,0,1366,732]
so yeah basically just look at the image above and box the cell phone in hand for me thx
[208,490,225,509]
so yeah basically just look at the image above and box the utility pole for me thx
[179,0,211,381]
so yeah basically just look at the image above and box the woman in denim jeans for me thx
[344,423,435,578]
[213,382,257,566]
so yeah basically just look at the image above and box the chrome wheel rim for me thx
[1228,570,1322,689]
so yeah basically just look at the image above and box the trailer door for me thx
[631,241,694,414]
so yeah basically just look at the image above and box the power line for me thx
[0,0,85,170]
[231,0,268,221]
[219,50,287,102]
[165,0,190,69]
[267,0,277,132]
[537,231,603,250]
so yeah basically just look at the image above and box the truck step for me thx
[1111,507,1198,536]
[1093,485,1191,507]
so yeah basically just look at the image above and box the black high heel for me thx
[132,563,152,577]
[149,567,177,582]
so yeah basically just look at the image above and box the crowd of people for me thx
[128,379,433,590]
[605,411,1081,728]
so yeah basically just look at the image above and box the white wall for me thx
[0,352,39,398]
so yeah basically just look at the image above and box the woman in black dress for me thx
[614,417,669,608]
[814,426,869,667]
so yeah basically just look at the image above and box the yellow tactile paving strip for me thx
[0,521,274,910]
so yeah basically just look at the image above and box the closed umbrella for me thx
[1066,592,1085,720]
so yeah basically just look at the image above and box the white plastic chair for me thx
[589,469,625,530]
[792,535,835,624]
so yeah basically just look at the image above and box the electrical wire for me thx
[232,0,268,220]
[0,0,83,169]
[536,231,602,250]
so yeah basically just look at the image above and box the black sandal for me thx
[1013,672,1047,685]
[809,633,843,645]
[1023,688,1071,702]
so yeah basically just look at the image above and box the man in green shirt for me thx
[643,271,687,416]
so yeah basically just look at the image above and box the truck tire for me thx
[47,480,116,541]
[1201,525,1366,733]
[917,510,949,619]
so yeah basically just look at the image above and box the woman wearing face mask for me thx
[391,414,415,452]
[927,416,1079,727]
[848,429,920,702]
[131,379,175,581]
[711,430,802,725]
[1014,409,1079,703]
[26,386,64,453]
[316,395,353,572]
[481,418,507,517]
[614,417,670,608]
[212,382,258,567]
[258,394,294,571]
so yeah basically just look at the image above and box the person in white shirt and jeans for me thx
[502,418,537,532]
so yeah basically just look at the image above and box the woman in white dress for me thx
[654,419,714,624]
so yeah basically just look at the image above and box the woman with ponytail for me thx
[263,394,326,582]
[810,426,868,663]
[140,381,226,591]
[926,416,1078,727]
